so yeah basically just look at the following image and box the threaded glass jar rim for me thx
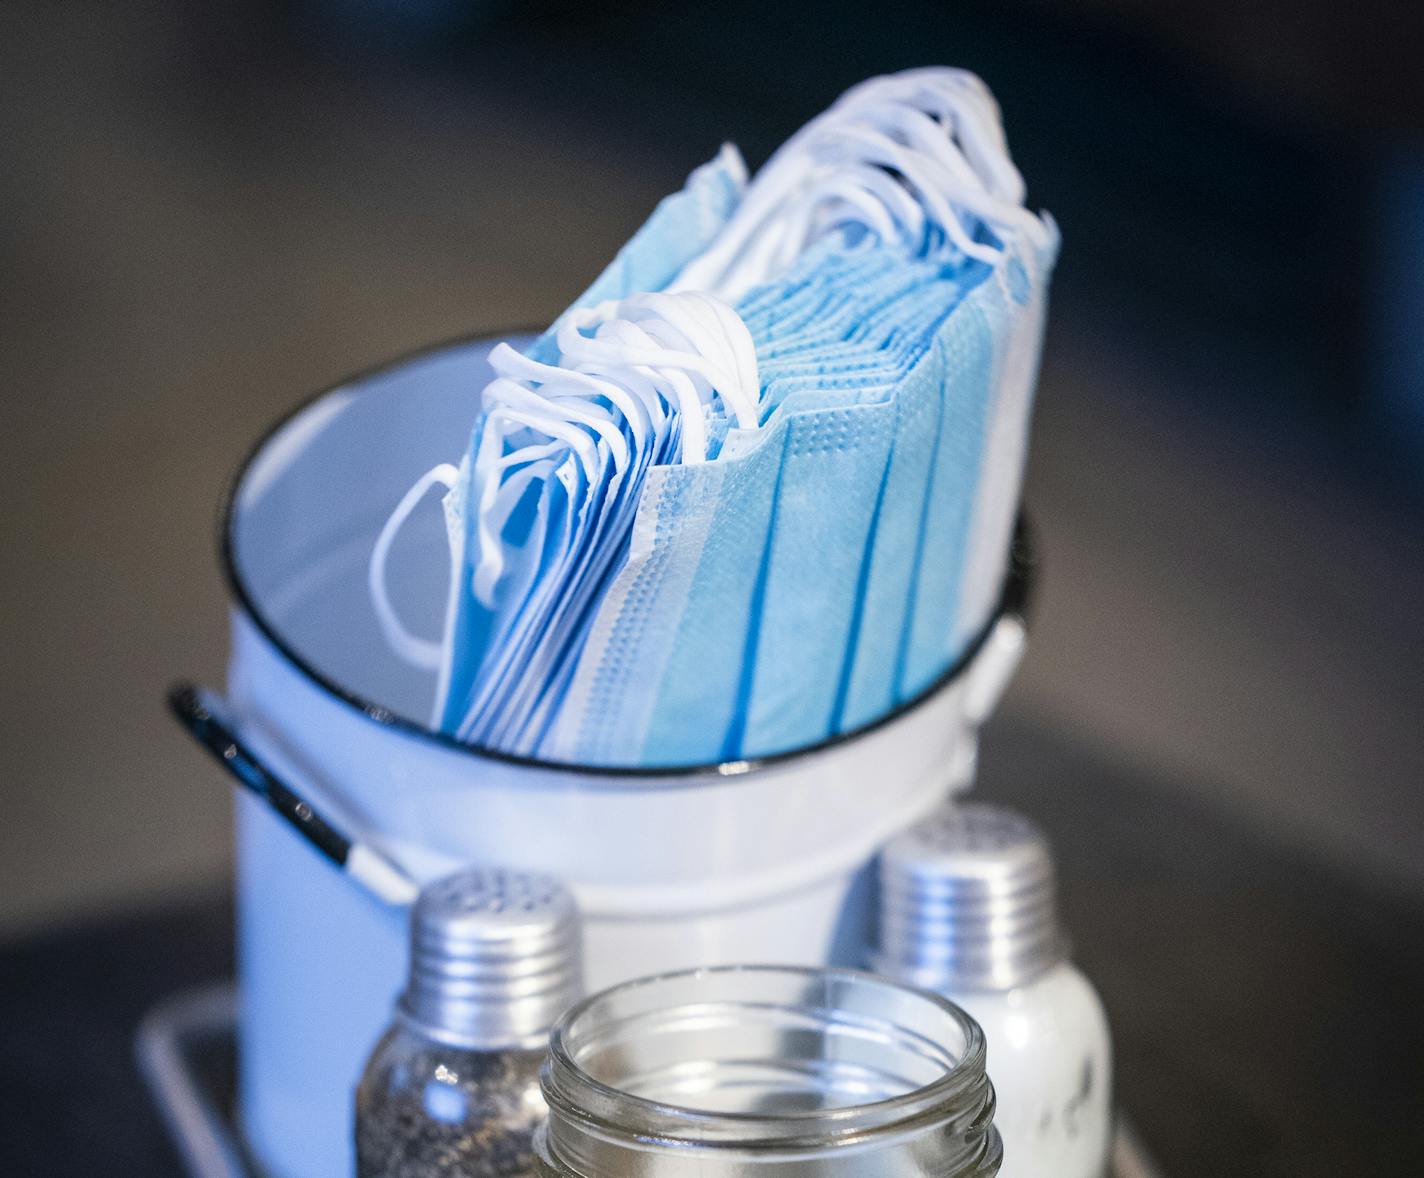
[538,965,999,1177]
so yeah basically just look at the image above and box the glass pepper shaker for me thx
[356,868,583,1178]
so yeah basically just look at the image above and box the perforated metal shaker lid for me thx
[399,868,583,1051]
[873,803,1067,992]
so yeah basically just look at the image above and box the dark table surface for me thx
[3,707,1422,1178]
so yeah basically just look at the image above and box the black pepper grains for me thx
[355,1029,545,1178]
[354,870,582,1178]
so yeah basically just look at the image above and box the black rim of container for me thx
[218,327,1036,782]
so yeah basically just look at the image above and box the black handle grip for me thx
[166,682,352,869]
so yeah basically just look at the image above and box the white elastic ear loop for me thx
[691,292,762,417]
[672,137,921,299]
[490,343,633,471]
[469,409,556,608]
[470,405,600,609]
[607,318,713,462]
[490,342,653,452]
[669,73,951,293]
[547,297,763,464]
[628,294,746,409]
[879,79,1047,244]
[865,103,988,192]
[585,319,678,435]
[821,123,999,262]
[583,321,674,432]
[672,68,1045,297]
[558,305,706,377]
[369,462,460,671]
[559,305,742,414]
[865,119,1019,255]
[887,71,1025,203]
[789,169,909,250]
[858,101,1036,243]
[710,216,799,302]
[918,95,1023,205]
[635,321,723,441]
[674,294,762,429]
[620,294,761,435]
[482,380,602,480]
[838,67,1007,165]
[667,139,825,294]
[635,293,734,384]
[659,367,709,463]
[610,321,711,462]
[501,351,653,452]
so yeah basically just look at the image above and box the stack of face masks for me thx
[372,67,1058,766]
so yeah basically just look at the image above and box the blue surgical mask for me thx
[373,67,1058,767]
[543,228,1053,765]
[434,292,763,749]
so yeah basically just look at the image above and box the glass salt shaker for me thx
[873,803,1114,1178]
[356,868,583,1178]
[536,964,1003,1178]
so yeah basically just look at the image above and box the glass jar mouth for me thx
[542,965,992,1150]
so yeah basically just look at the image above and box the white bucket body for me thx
[222,335,1027,1178]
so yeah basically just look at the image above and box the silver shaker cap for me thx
[873,803,1067,992]
[399,868,583,1051]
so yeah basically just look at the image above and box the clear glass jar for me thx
[536,965,1002,1178]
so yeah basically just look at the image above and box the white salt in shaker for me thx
[873,803,1113,1178]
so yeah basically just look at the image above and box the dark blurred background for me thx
[2,1,1423,1175]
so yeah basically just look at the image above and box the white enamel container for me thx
[217,333,1032,1178]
